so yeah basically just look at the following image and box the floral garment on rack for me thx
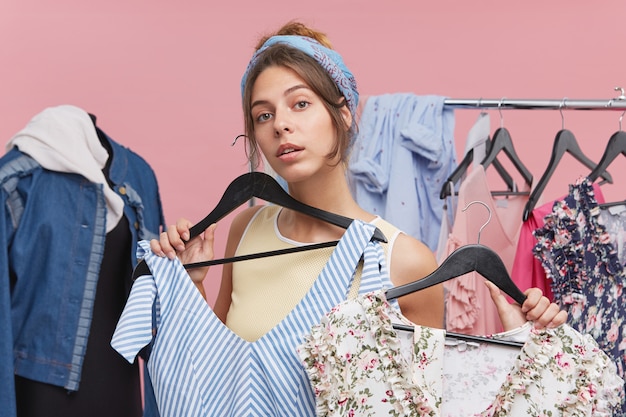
[532,176,626,416]
[297,290,624,417]
[598,203,626,265]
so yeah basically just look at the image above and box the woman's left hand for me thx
[485,281,568,331]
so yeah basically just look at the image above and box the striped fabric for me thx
[112,219,394,417]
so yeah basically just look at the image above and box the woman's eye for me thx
[256,113,272,123]
[295,101,310,110]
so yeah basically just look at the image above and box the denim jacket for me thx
[0,132,166,417]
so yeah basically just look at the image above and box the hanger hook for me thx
[498,97,506,128]
[477,97,488,115]
[461,200,492,244]
[612,87,626,131]
[559,97,567,130]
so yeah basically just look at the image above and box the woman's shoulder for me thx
[230,205,267,232]
[228,204,281,243]
[231,204,282,228]
[388,226,438,286]
[370,216,400,240]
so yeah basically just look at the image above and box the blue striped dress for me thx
[111,220,393,416]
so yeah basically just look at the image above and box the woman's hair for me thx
[254,21,333,49]
[241,21,356,170]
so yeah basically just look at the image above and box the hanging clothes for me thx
[598,204,626,265]
[511,182,606,300]
[442,166,529,335]
[348,93,456,252]
[463,111,491,168]
[298,290,624,417]
[0,106,165,417]
[532,177,626,414]
[111,220,392,417]
[512,198,558,300]
[6,105,124,233]
[14,216,142,417]
[436,113,491,261]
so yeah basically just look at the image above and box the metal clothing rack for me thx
[443,88,626,111]
[443,97,626,111]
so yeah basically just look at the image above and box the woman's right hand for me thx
[150,218,217,284]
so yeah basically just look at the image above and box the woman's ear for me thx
[340,105,353,131]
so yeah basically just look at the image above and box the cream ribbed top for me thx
[225,205,400,342]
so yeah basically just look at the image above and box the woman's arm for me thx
[212,206,262,322]
[389,233,444,328]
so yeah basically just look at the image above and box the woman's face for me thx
[250,65,349,183]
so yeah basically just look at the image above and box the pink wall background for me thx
[2,1,625,304]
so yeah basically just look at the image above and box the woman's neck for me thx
[278,172,375,242]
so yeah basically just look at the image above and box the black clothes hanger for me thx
[522,129,613,221]
[440,137,518,199]
[480,127,533,190]
[391,323,524,348]
[386,200,527,347]
[132,171,387,279]
[593,100,626,209]
[588,130,626,183]
[598,200,626,209]
[387,200,525,303]
[386,244,526,305]
[590,128,626,209]
[385,243,527,348]
[185,172,386,241]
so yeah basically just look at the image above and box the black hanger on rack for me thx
[589,130,626,182]
[589,110,626,209]
[522,101,613,221]
[479,100,533,191]
[440,137,518,199]
[132,171,387,280]
[385,201,526,347]
[480,127,533,190]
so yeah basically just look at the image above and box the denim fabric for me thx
[0,132,165,417]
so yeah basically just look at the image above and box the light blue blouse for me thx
[349,94,456,251]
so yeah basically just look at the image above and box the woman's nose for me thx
[273,111,293,136]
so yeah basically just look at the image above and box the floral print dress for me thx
[598,203,626,265]
[532,177,626,415]
[298,291,623,417]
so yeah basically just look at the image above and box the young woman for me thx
[151,21,566,340]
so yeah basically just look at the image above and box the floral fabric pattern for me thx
[532,177,626,414]
[441,334,522,415]
[598,204,626,265]
[298,291,624,417]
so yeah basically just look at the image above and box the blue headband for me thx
[240,35,359,116]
